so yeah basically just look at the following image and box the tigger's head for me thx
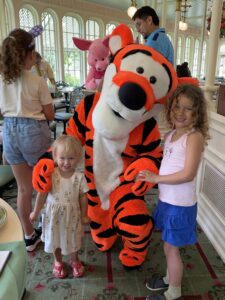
[92,24,196,140]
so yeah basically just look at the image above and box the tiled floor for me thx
[2,185,225,300]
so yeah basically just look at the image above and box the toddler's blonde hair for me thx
[52,135,82,162]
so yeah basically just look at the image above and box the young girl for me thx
[138,84,210,300]
[0,29,54,251]
[30,135,89,279]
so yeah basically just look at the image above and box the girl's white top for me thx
[158,130,197,207]
[0,71,52,120]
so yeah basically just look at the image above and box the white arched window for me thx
[177,37,182,65]
[86,19,100,40]
[41,11,58,81]
[200,41,207,79]
[62,15,82,86]
[19,7,35,31]
[192,39,199,77]
[184,37,191,63]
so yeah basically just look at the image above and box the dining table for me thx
[0,198,27,300]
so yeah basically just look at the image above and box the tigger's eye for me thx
[149,76,157,84]
[136,67,144,74]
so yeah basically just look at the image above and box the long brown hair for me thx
[165,84,210,144]
[0,29,35,84]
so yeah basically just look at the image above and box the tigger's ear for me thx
[109,24,134,55]
[178,77,199,86]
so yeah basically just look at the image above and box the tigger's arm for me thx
[124,118,162,196]
[66,98,86,145]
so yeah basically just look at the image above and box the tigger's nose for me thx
[118,82,146,110]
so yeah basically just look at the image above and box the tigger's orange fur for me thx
[33,24,198,267]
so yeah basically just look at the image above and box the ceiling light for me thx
[179,20,188,31]
[127,0,137,18]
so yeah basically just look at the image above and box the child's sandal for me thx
[71,261,84,278]
[53,261,67,278]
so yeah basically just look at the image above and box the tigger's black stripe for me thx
[114,193,144,210]
[112,207,124,225]
[128,240,150,252]
[73,111,86,136]
[116,228,139,238]
[142,118,157,142]
[38,152,53,161]
[123,49,152,59]
[39,174,47,184]
[85,152,91,159]
[37,181,43,191]
[90,220,101,229]
[132,139,161,152]
[95,242,104,248]
[97,228,116,238]
[86,139,93,148]
[119,214,150,226]
[84,94,95,120]
[135,181,146,192]
[130,227,154,245]
[88,189,98,197]
[162,63,172,91]
[88,199,98,207]
[121,152,133,158]
[85,176,91,183]
[86,165,93,173]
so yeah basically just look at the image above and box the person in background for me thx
[137,85,209,300]
[32,51,56,87]
[30,135,89,278]
[0,29,55,251]
[176,62,192,78]
[132,6,174,65]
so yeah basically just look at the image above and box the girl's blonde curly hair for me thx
[0,28,35,84]
[165,84,210,144]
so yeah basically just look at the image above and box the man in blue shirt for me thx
[132,6,174,66]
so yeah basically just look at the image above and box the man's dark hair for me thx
[132,6,159,26]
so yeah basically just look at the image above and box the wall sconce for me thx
[127,0,137,19]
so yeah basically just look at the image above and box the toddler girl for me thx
[30,135,88,278]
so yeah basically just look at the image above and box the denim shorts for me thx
[3,117,51,167]
[153,200,197,247]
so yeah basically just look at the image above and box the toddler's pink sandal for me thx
[71,261,84,278]
[52,261,67,278]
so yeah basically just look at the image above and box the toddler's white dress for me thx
[41,167,88,255]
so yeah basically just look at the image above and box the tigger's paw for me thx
[119,249,145,268]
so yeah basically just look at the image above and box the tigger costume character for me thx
[33,24,198,267]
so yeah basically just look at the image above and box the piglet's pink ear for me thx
[102,36,110,48]
[72,37,92,50]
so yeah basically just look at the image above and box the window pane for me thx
[177,37,182,65]
[19,8,34,31]
[200,41,207,79]
[192,39,199,77]
[184,37,191,63]
[86,19,100,40]
[62,16,81,86]
[42,11,58,81]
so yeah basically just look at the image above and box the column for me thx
[161,0,166,28]
[0,0,7,41]
[204,0,223,109]
[151,0,157,10]
[173,0,181,67]
[197,0,208,79]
